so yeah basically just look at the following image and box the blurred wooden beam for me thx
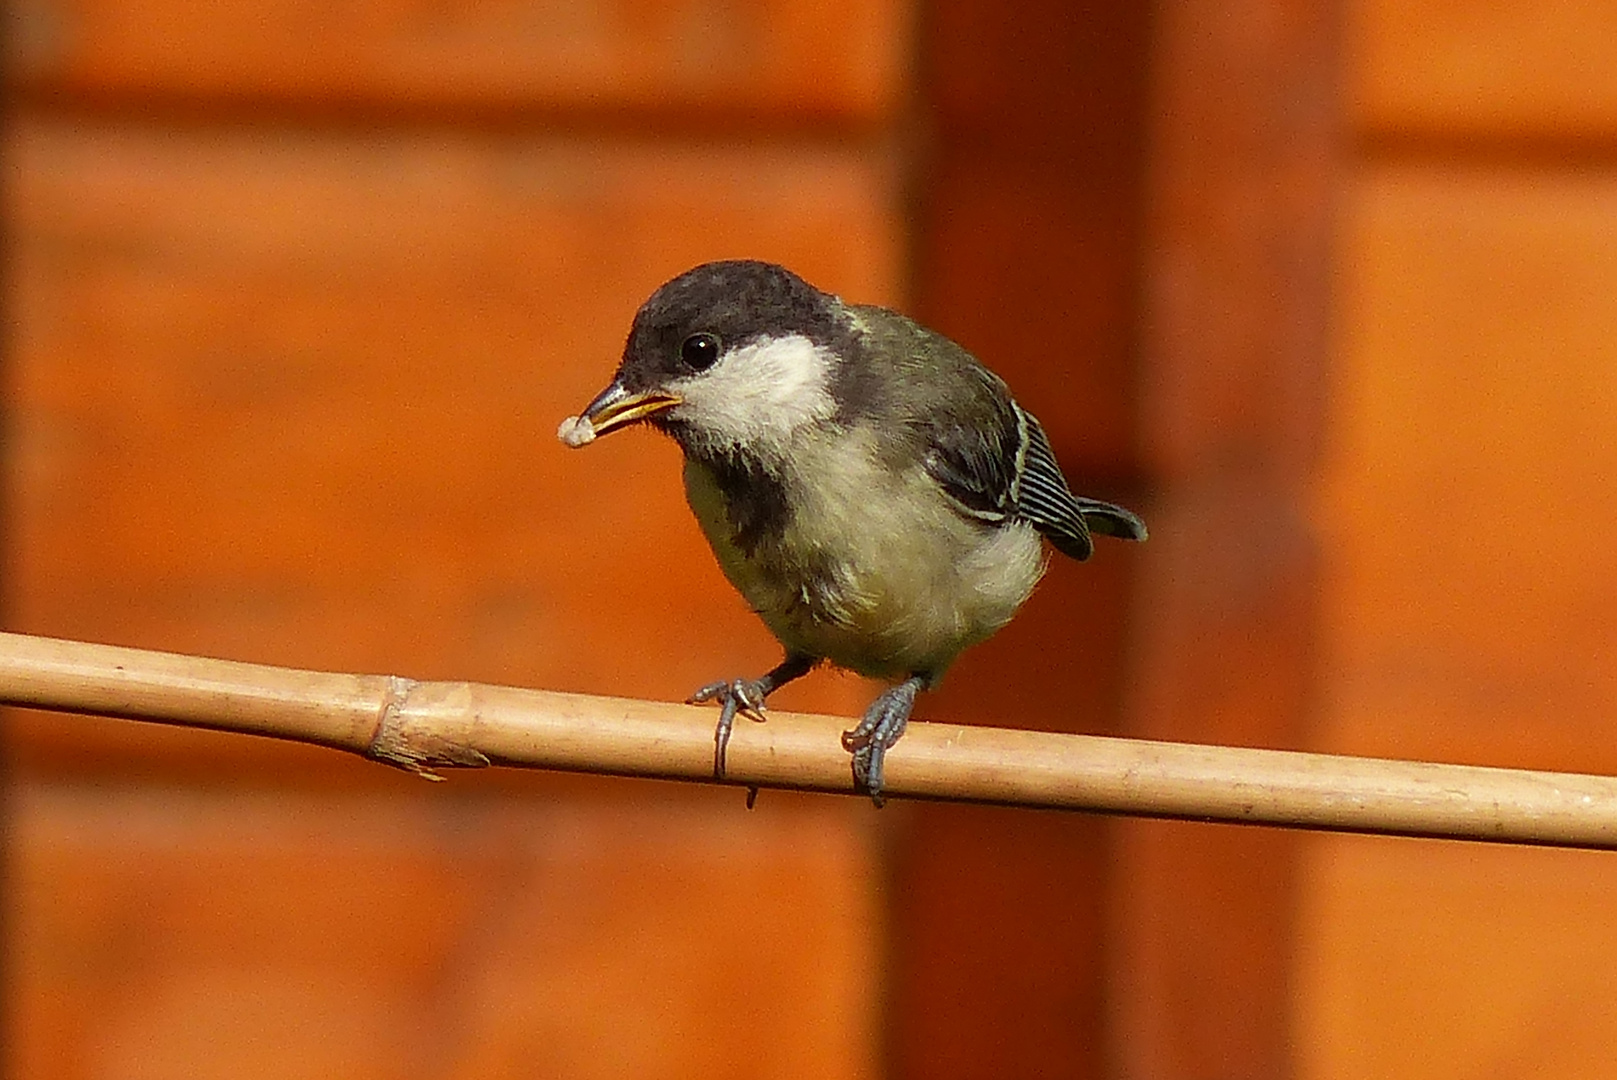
[1115,0,1341,1076]
[902,1,1154,1076]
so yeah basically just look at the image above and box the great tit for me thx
[560,260,1146,804]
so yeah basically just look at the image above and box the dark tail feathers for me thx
[1040,497,1147,562]
[1076,497,1148,543]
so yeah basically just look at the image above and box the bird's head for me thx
[560,261,856,459]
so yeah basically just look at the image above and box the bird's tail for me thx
[1076,497,1148,543]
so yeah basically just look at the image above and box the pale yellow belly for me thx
[683,446,1045,680]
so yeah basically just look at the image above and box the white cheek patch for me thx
[671,334,836,451]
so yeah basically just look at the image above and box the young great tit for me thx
[559,260,1146,804]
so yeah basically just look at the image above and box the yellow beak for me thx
[578,380,682,438]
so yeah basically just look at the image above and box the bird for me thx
[558,260,1146,804]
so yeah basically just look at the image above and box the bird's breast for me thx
[682,428,1045,679]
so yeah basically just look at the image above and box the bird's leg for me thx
[841,674,926,807]
[689,652,817,779]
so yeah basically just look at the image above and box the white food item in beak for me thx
[557,415,596,448]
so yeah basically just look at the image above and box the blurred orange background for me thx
[5,1,1617,1077]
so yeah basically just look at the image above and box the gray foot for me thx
[688,677,769,780]
[689,653,818,785]
[840,675,925,806]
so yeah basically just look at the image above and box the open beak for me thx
[560,380,682,447]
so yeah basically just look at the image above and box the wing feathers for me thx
[926,401,1146,561]
[1014,407,1095,560]
[903,339,1146,559]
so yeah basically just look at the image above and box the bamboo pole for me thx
[3,630,1617,848]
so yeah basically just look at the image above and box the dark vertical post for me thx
[895,4,1153,1078]
[902,0,1338,1076]
[1108,0,1338,1077]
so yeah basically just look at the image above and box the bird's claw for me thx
[688,678,770,780]
[841,676,923,808]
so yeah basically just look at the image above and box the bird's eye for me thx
[680,332,721,371]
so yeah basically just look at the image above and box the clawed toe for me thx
[688,655,818,794]
[691,678,770,781]
[841,675,926,807]
[849,746,884,807]
[688,679,760,711]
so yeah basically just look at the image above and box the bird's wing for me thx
[849,305,1145,559]
[1015,408,1148,557]
[918,368,1021,525]
[1011,406,1096,560]
[923,390,1144,562]
[922,430,1016,525]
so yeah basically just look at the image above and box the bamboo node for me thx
[365,675,491,778]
